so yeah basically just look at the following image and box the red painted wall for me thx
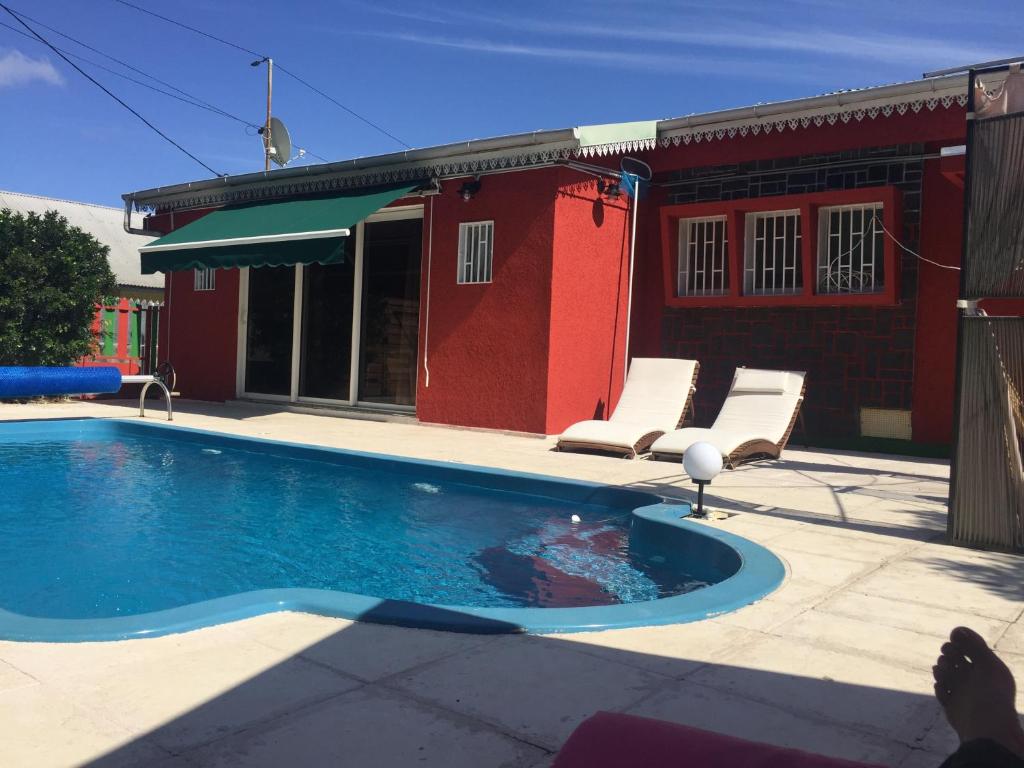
[158,268,239,401]
[545,169,631,433]
[416,171,558,433]
[912,153,964,443]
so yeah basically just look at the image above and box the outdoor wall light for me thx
[682,442,723,518]
[458,178,482,201]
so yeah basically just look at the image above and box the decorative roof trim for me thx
[658,92,968,147]
[131,76,971,214]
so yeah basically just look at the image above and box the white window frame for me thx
[193,267,216,292]
[677,216,728,297]
[817,202,885,295]
[457,221,494,284]
[743,209,803,296]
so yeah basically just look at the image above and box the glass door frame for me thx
[235,204,423,410]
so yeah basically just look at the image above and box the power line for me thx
[112,0,263,58]
[0,18,255,127]
[1,10,329,167]
[275,65,412,149]
[0,3,222,176]
[111,0,412,149]
[6,8,255,128]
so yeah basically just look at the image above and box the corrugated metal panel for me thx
[963,113,1024,298]
[0,190,161,290]
[950,317,1024,551]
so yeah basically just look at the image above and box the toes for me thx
[934,679,952,705]
[951,626,995,663]
[940,642,969,670]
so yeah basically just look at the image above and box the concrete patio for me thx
[0,399,1021,768]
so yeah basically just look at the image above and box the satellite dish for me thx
[267,116,292,167]
[620,156,652,181]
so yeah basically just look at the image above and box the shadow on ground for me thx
[83,601,957,768]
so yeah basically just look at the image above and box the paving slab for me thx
[181,686,544,768]
[854,556,1024,622]
[550,621,767,678]
[691,635,937,741]
[389,634,668,750]
[240,611,489,682]
[771,528,916,563]
[816,592,1008,642]
[772,610,947,671]
[0,658,37,694]
[57,635,363,753]
[0,685,170,768]
[768,547,879,587]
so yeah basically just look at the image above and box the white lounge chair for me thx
[556,358,699,458]
[650,367,806,468]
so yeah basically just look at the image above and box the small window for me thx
[457,221,493,284]
[194,268,215,291]
[744,210,803,296]
[817,203,885,294]
[678,216,728,297]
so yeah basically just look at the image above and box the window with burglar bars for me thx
[678,216,729,296]
[194,268,215,292]
[457,221,494,284]
[817,203,885,294]
[744,210,803,295]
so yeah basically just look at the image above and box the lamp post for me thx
[682,442,723,518]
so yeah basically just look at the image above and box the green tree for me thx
[0,208,117,365]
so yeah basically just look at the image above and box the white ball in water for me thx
[570,514,582,524]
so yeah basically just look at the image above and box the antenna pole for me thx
[264,57,273,172]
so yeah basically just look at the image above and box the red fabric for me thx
[553,712,883,768]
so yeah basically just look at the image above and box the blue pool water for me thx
[0,420,784,639]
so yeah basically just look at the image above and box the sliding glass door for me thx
[299,239,356,400]
[239,209,423,408]
[244,265,295,396]
[358,218,422,407]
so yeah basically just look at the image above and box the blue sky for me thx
[0,0,1021,207]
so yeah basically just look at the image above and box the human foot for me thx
[933,626,1024,758]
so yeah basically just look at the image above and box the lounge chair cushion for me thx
[557,420,664,452]
[608,358,698,432]
[650,426,762,458]
[650,368,805,459]
[731,368,802,395]
[553,711,881,768]
[556,358,698,453]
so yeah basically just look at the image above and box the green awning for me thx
[140,184,418,273]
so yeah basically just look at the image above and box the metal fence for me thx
[950,317,1024,550]
[950,63,1024,551]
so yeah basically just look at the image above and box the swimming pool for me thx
[0,419,784,640]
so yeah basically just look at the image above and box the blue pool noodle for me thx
[0,366,122,399]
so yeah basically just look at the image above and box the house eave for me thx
[124,73,976,214]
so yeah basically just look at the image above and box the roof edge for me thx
[124,73,973,212]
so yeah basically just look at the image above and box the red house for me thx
[123,71,1015,452]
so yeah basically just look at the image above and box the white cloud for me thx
[359,31,816,81]
[0,49,64,89]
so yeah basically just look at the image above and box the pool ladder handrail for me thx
[121,362,175,421]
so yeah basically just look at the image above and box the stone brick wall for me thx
[661,145,924,443]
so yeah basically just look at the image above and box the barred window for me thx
[817,203,885,294]
[744,210,803,296]
[678,216,728,296]
[457,221,494,284]
[194,268,215,291]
